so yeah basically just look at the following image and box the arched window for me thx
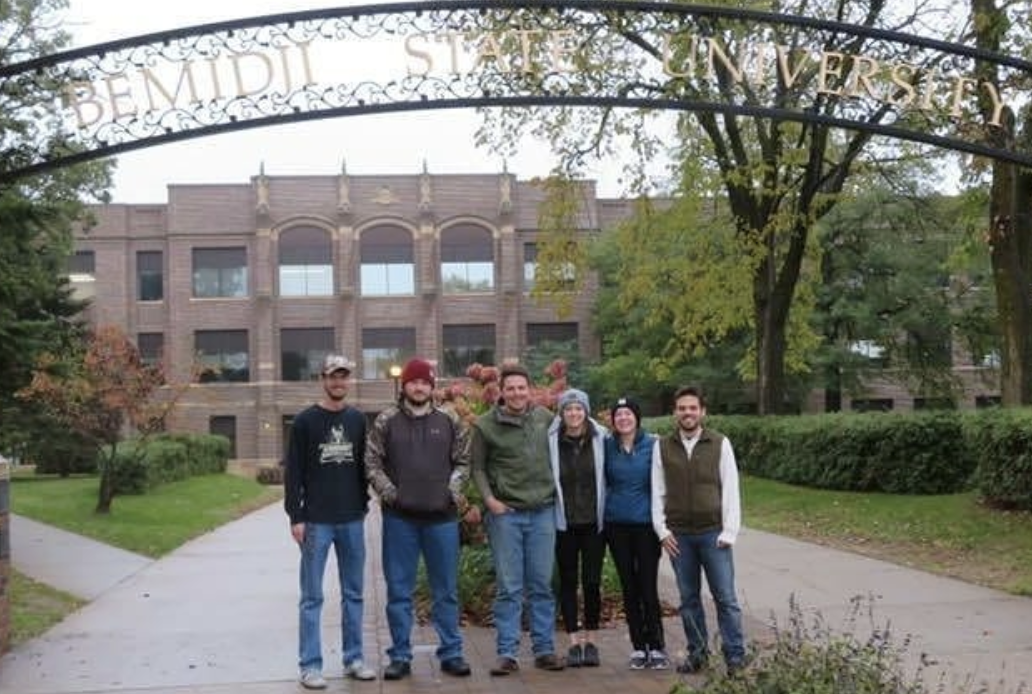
[278,226,333,297]
[360,225,414,296]
[441,224,493,293]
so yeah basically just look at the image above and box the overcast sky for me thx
[64,0,642,203]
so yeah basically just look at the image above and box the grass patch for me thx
[9,569,84,648]
[11,473,282,557]
[744,476,1032,595]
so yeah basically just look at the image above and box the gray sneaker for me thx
[299,670,327,689]
[344,660,376,681]
[648,649,670,669]
[629,650,649,669]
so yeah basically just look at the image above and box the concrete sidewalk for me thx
[3,502,1031,693]
[10,515,152,601]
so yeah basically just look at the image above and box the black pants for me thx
[555,523,606,633]
[605,522,665,651]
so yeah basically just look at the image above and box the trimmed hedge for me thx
[966,408,1032,510]
[107,433,230,494]
[643,408,1032,508]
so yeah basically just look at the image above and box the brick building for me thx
[70,170,629,466]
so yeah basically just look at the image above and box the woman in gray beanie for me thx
[547,388,607,667]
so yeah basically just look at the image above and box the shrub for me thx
[650,411,977,495]
[256,464,284,486]
[30,430,98,476]
[968,408,1032,511]
[108,433,230,495]
[671,595,925,694]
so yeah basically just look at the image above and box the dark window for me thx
[442,324,495,377]
[279,226,333,296]
[209,416,237,458]
[441,225,493,293]
[68,249,95,274]
[137,332,164,366]
[360,225,414,296]
[192,247,247,298]
[137,250,163,301]
[361,327,416,379]
[195,330,249,382]
[281,328,335,381]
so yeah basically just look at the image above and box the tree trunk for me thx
[753,244,796,414]
[95,456,115,514]
[989,147,1032,405]
[755,307,789,414]
[972,0,1032,406]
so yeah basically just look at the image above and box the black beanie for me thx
[610,396,642,428]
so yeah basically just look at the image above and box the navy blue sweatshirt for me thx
[284,403,368,525]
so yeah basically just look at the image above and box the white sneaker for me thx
[299,670,327,689]
[345,659,376,681]
[649,649,670,669]
[629,650,648,669]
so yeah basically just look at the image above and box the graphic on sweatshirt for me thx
[319,424,355,465]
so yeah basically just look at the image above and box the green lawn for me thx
[9,570,83,645]
[744,475,1032,595]
[11,472,282,557]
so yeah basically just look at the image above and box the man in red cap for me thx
[365,358,473,680]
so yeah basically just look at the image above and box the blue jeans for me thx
[382,512,463,663]
[485,505,557,658]
[669,529,745,664]
[298,520,366,671]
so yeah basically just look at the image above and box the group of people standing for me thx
[283,354,746,689]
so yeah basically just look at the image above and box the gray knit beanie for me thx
[557,388,590,413]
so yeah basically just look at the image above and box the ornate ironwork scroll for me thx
[1,0,1030,183]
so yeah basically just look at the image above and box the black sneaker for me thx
[582,643,600,667]
[440,657,471,677]
[726,659,746,677]
[534,653,566,671]
[489,657,519,676]
[383,660,411,680]
[676,654,708,674]
[567,644,583,667]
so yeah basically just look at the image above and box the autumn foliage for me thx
[438,359,570,425]
[17,325,182,513]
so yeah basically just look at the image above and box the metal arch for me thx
[2,0,1031,184]
[7,97,1032,180]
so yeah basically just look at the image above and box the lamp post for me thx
[389,364,402,398]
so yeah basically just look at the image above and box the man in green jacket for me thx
[472,364,566,676]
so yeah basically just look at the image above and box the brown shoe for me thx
[534,653,566,671]
[490,657,519,676]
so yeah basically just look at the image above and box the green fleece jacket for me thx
[471,404,556,510]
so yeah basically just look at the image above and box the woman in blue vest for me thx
[603,397,669,670]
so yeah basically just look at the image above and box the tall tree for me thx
[0,0,113,449]
[814,184,996,408]
[481,0,966,412]
[18,326,177,513]
[969,0,1032,405]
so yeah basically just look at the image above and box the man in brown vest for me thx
[651,385,745,675]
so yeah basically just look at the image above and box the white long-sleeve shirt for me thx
[650,429,741,546]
